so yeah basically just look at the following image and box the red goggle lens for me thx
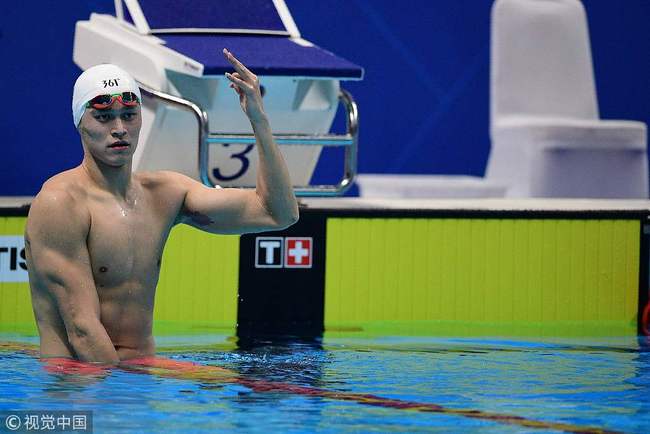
[87,92,139,109]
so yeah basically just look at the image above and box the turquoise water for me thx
[1,335,649,433]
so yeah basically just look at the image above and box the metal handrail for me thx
[207,134,354,147]
[138,84,358,196]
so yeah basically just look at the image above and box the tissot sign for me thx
[0,236,28,282]
[255,237,313,268]
[238,213,325,338]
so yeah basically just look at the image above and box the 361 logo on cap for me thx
[103,78,121,88]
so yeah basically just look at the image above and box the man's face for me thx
[78,100,142,167]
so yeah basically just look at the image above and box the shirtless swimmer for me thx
[25,49,299,364]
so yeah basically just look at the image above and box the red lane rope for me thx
[1,342,623,434]
[641,301,650,336]
[234,378,620,434]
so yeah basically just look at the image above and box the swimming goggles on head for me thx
[86,92,140,109]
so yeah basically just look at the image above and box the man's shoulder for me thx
[136,170,196,193]
[40,168,87,199]
[30,169,88,223]
[137,169,191,182]
[27,174,90,251]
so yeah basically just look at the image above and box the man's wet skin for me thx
[27,54,299,364]
[27,102,190,361]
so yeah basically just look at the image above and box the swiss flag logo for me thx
[285,237,312,268]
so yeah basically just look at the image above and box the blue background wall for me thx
[1,0,649,196]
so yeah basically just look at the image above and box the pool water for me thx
[1,335,649,433]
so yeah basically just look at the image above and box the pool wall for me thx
[1,200,648,338]
[325,217,641,337]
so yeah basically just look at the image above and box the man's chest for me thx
[85,195,175,286]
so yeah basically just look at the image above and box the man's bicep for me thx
[29,244,99,312]
[181,179,274,233]
[26,192,100,319]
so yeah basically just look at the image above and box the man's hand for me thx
[223,48,266,123]
[173,49,298,234]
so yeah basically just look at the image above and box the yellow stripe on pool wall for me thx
[0,217,35,334]
[324,218,641,337]
[154,225,239,335]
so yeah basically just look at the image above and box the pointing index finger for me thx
[222,48,254,80]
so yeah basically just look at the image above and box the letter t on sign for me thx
[255,237,284,268]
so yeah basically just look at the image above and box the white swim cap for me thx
[72,64,142,127]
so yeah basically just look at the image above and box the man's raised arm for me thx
[26,189,119,364]
[174,49,299,234]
